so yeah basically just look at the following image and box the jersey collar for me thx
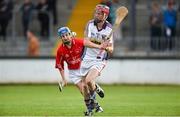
[94,20,107,31]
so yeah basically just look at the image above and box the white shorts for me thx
[69,69,82,84]
[68,60,106,84]
[80,60,107,77]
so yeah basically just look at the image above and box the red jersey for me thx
[55,38,84,71]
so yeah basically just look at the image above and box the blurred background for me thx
[0,0,179,57]
[0,0,180,116]
[0,0,180,84]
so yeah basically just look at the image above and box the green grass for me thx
[0,84,180,116]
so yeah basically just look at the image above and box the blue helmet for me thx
[57,27,71,37]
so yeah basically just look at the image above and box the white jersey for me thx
[82,20,113,60]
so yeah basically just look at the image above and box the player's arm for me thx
[55,50,67,86]
[83,38,108,50]
[58,69,67,86]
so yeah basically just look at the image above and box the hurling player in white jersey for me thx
[81,4,114,116]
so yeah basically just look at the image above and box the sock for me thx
[84,98,94,111]
[90,90,96,100]
[90,91,99,109]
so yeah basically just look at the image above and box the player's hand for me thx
[104,39,112,47]
[62,79,68,86]
[105,47,113,53]
[100,40,110,49]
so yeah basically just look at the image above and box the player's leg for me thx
[85,61,106,98]
[88,81,104,98]
[69,70,93,116]
[85,67,104,98]
[75,80,84,95]
[88,84,104,113]
[85,69,104,113]
[81,60,105,98]
[76,79,93,116]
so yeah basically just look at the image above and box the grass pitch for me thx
[0,84,180,116]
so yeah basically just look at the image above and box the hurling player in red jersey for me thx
[55,27,109,115]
